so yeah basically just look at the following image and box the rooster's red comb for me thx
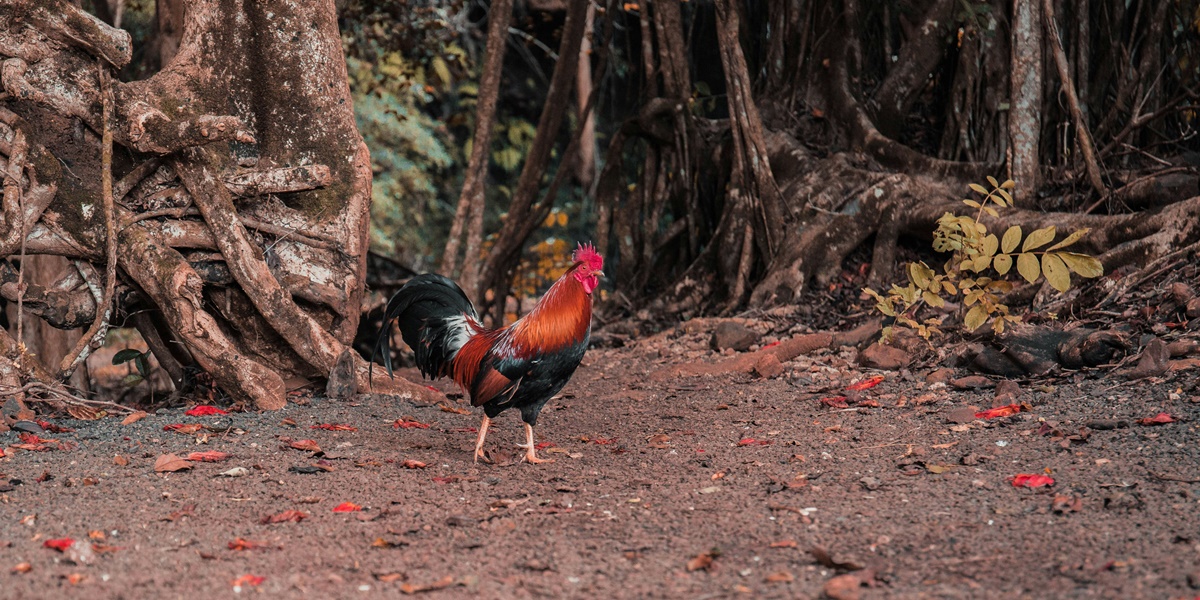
[572,242,604,271]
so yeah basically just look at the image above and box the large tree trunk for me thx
[0,0,435,410]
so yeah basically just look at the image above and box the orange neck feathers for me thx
[510,263,593,351]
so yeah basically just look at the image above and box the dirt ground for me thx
[1,324,1199,599]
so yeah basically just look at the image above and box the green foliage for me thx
[865,178,1104,340]
[112,348,151,387]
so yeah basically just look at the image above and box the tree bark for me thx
[1008,0,1043,203]
[442,0,512,282]
[0,0,437,408]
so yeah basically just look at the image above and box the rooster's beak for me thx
[595,270,605,278]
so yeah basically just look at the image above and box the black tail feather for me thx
[371,273,478,381]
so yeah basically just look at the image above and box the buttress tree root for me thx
[0,0,438,410]
[598,0,1200,329]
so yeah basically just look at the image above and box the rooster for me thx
[373,243,604,464]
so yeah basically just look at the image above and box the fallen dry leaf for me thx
[287,439,322,453]
[974,403,1027,419]
[332,502,362,512]
[121,411,149,425]
[1137,412,1176,426]
[820,396,850,409]
[376,572,406,583]
[823,569,876,600]
[163,423,203,434]
[185,451,230,463]
[37,420,74,433]
[736,438,772,447]
[1052,494,1083,513]
[88,530,105,541]
[765,571,794,583]
[162,504,196,522]
[311,423,357,431]
[845,375,884,391]
[261,509,308,524]
[65,573,85,585]
[113,454,129,466]
[647,434,671,449]
[401,460,427,469]
[43,538,74,552]
[534,441,555,450]
[228,538,272,551]
[1010,473,1055,488]
[153,454,193,473]
[185,405,229,416]
[686,550,718,572]
[12,562,31,574]
[438,403,471,415]
[392,418,431,429]
[769,539,798,549]
[400,575,455,594]
[231,574,265,588]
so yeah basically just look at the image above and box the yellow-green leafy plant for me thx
[865,178,1104,340]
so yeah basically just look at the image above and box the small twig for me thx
[1147,469,1200,484]
[0,382,137,413]
[59,62,118,379]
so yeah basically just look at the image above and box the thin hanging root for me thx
[59,63,117,380]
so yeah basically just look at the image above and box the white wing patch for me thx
[443,314,476,359]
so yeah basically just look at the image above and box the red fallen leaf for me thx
[0,448,5,458]
[311,423,358,431]
[447,427,477,433]
[163,423,204,434]
[1137,412,1176,426]
[975,404,1026,419]
[18,433,47,445]
[425,385,439,392]
[232,574,265,588]
[761,341,781,350]
[438,403,471,415]
[534,442,555,450]
[686,550,719,572]
[591,437,617,445]
[261,509,308,524]
[332,502,362,512]
[185,405,228,417]
[392,419,431,429]
[401,460,427,469]
[44,539,75,552]
[185,451,230,463]
[846,375,885,391]
[820,396,849,408]
[1010,473,1055,488]
[228,538,271,551]
[288,439,322,453]
[737,438,772,447]
[431,476,460,484]
[36,420,74,433]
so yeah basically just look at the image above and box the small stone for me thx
[925,368,955,385]
[711,322,760,352]
[951,375,993,390]
[1187,298,1200,320]
[753,354,785,379]
[994,379,1021,401]
[944,407,977,424]
[858,343,910,370]
[1085,419,1119,430]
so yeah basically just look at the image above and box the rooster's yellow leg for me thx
[518,422,553,464]
[473,416,492,464]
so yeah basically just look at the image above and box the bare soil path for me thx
[1,331,1198,599]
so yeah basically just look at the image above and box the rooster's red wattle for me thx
[374,243,604,464]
